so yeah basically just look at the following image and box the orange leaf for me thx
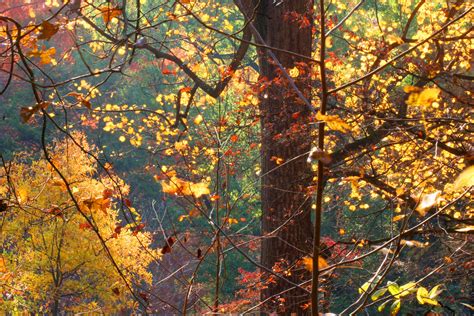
[180,86,192,93]
[230,134,239,142]
[100,6,122,23]
[301,256,328,271]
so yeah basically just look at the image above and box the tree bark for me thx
[253,1,314,314]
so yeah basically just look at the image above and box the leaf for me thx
[371,288,388,301]
[194,114,203,125]
[28,46,57,65]
[359,281,371,294]
[316,111,351,133]
[378,300,390,312]
[460,303,474,310]
[301,256,328,272]
[390,299,401,315]
[79,222,92,230]
[37,20,59,41]
[386,34,404,45]
[132,223,145,236]
[100,6,122,23]
[453,166,474,190]
[180,86,192,93]
[230,134,239,142]
[289,66,300,78]
[161,176,210,198]
[161,236,175,254]
[428,284,443,299]
[387,282,401,296]
[417,286,439,306]
[399,282,417,297]
[454,225,474,233]
[20,101,50,123]
[416,191,441,216]
[67,92,92,109]
[405,86,441,107]
[0,256,7,273]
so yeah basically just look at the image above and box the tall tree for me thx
[252,0,314,313]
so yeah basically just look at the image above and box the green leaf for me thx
[399,282,417,297]
[371,287,388,301]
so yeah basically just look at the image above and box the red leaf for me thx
[132,223,145,236]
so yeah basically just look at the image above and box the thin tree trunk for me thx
[254,1,314,314]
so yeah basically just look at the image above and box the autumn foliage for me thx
[0,0,473,315]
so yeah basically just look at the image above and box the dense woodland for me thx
[0,0,473,315]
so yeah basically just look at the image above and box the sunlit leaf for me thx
[453,166,474,190]
[390,299,401,315]
[301,256,328,272]
[405,86,441,107]
[316,111,351,133]
[415,191,441,216]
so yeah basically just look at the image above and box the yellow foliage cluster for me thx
[0,133,158,313]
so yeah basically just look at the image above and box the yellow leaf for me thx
[289,66,300,78]
[194,114,203,125]
[453,166,474,191]
[189,181,210,198]
[316,111,351,133]
[386,34,404,45]
[174,140,188,151]
[161,176,209,198]
[405,87,441,107]
[417,287,439,306]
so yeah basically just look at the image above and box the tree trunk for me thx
[254,1,314,314]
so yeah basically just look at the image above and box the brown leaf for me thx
[112,287,120,296]
[161,236,175,254]
[20,101,50,123]
[67,92,92,109]
[37,21,59,41]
